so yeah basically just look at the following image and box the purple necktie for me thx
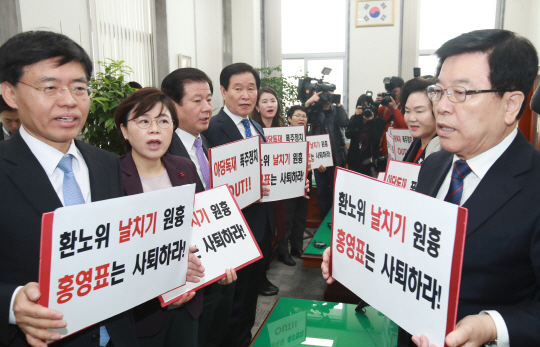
[194,137,210,189]
[445,160,472,205]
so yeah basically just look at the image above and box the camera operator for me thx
[375,76,408,156]
[305,90,349,218]
[346,93,385,176]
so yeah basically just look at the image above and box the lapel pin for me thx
[179,172,185,178]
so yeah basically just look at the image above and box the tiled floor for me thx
[251,229,327,336]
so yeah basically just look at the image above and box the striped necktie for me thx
[444,159,472,205]
[194,137,210,189]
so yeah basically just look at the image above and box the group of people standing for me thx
[0,30,305,347]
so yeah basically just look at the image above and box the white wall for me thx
[18,0,92,55]
[348,0,402,116]
[231,0,261,66]
[264,0,282,70]
[166,0,197,72]
[194,0,224,112]
[504,0,540,52]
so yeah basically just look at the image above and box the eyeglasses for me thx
[426,85,512,103]
[18,81,91,98]
[129,115,173,129]
[293,114,307,119]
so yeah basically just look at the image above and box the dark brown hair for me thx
[114,87,178,149]
[251,87,284,128]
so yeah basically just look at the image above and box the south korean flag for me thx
[357,1,393,26]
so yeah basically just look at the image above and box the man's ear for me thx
[220,85,227,100]
[504,91,524,126]
[1,82,19,110]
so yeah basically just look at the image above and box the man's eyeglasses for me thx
[129,115,173,129]
[18,81,91,98]
[426,85,512,103]
[293,114,307,119]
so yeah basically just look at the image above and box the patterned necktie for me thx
[194,137,210,189]
[241,118,253,138]
[444,159,472,205]
[57,155,110,346]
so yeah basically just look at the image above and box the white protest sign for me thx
[260,142,308,202]
[377,172,385,181]
[39,184,195,340]
[209,136,262,209]
[263,126,306,143]
[160,185,262,305]
[386,133,396,160]
[384,159,421,191]
[307,134,333,168]
[388,128,414,161]
[331,168,467,347]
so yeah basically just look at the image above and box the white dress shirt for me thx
[175,128,207,189]
[10,125,91,324]
[435,127,517,347]
[223,105,260,138]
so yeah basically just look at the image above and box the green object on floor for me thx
[251,297,398,347]
[304,208,333,255]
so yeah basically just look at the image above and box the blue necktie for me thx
[194,137,210,189]
[241,118,253,138]
[57,155,110,346]
[444,160,472,205]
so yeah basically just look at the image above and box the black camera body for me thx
[297,76,341,107]
[362,91,377,118]
[380,77,400,106]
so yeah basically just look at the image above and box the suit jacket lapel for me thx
[162,154,186,187]
[168,132,190,158]
[120,151,144,195]
[419,151,453,198]
[76,141,117,202]
[201,133,210,157]
[462,132,528,236]
[2,132,62,213]
[250,119,266,142]
[216,109,243,142]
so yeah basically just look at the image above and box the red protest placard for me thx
[330,167,467,347]
[209,136,262,209]
[38,184,195,341]
[160,184,262,306]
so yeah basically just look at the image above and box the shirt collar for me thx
[453,127,518,180]
[2,125,10,136]
[223,105,251,126]
[175,127,198,150]
[19,125,84,176]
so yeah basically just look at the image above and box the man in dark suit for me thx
[161,68,237,347]
[0,97,20,141]
[322,29,540,347]
[202,62,274,347]
[0,31,138,347]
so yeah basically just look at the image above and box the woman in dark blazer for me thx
[114,87,202,346]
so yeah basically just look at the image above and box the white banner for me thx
[260,142,308,202]
[209,136,262,209]
[160,185,262,305]
[386,132,396,160]
[263,126,306,143]
[384,159,421,191]
[331,168,467,347]
[39,184,195,340]
[307,134,334,168]
[388,128,413,161]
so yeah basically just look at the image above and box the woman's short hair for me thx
[251,86,284,128]
[286,105,307,119]
[114,87,178,150]
[400,77,435,112]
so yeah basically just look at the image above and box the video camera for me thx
[297,67,341,106]
[362,91,377,118]
[380,76,401,107]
